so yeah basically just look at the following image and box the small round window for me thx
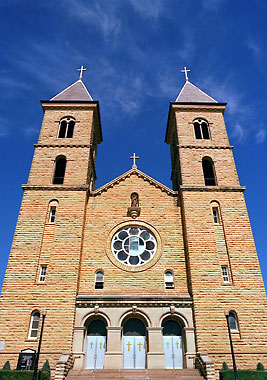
[111,226,157,266]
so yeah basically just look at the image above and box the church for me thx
[0,66,267,380]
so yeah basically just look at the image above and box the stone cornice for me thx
[179,185,246,192]
[178,145,233,150]
[76,294,193,308]
[22,184,89,191]
[34,144,91,148]
[93,168,178,196]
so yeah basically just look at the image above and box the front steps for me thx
[66,369,204,380]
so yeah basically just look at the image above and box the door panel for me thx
[163,336,182,369]
[134,336,146,369]
[123,336,146,369]
[86,336,106,369]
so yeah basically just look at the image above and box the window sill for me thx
[25,338,38,342]
[221,282,233,286]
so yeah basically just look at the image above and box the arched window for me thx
[164,270,174,289]
[194,119,210,139]
[58,117,75,138]
[53,156,66,184]
[28,311,40,339]
[95,270,104,289]
[48,200,58,223]
[229,311,238,331]
[202,157,216,186]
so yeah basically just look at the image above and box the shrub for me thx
[0,370,49,380]
[222,362,229,370]
[41,360,50,377]
[2,362,10,371]
[257,363,265,371]
[220,370,267,380]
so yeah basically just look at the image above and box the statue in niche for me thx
[131,193,139,208]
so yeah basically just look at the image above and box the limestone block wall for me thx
[0,189,87,370]
[180,189,267,370]
[37,106,95,145]
[78,173,189,296]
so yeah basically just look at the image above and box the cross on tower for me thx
[181,66,190,82]
[77,65,87,80]
[130,153,140,169]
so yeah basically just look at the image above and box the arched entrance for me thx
[85,319,107,369]
[123,318,146,369]
[162,319,183,369]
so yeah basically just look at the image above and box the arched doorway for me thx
[162,319,183,369]
[123,318,146,369]
[85,319,107,369]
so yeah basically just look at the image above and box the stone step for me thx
[66,369,204,380]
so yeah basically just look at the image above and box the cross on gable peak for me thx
[130,153,140,169]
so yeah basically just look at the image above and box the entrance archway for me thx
[85,319,107,369]
[123,318,146,369]
[162,319,183,369]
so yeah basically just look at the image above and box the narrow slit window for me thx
[229,311,238,330]
[202,158,216,186]
[53,156,66,184]
[95,270,104,289]
[49,207,56,223]
[58,117,75,138]
[164,270,174,289]
[212,207,219,224]
[39,266,47,282]
[221,266,229,283]
[28,311,40,339]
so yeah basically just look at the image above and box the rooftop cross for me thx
[130,153,140,169]
[181,66,190,82]
[77,65,87,80]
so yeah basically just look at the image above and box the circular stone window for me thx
[111,226,157,267]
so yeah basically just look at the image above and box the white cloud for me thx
[130,0,165,19]
[177,28,196,61]
[231,123,247,143]
[0,117,9,137]
[255,128,266,144]
[245,36,261,60]
[202,0,226,12]
[64,0,121,40]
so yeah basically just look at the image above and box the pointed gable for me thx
[93,168,177,196]
[175,81,217,103]
[50,80,93,101]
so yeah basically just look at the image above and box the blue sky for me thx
[0,0,267,291]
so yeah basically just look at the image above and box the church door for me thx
[123,318,146,369]
[85,319,107,369]
[162,320,183,369]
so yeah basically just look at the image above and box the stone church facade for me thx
[0,71,267,379]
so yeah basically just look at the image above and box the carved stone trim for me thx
[127,207,141,218]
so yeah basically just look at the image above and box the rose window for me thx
[111,226,157,266]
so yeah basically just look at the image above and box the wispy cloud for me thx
[130,0,165,19]
[63,0,121,40]
[201,0,226,12]
[0,117,9,137]
[177,27,196,61]
[255,128,266,144]
[245,36,261,61]
[231,123,247,143]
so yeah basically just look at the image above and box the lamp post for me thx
[32,308,47,380]
[224,310,239,380]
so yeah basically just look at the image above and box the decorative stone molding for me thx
[54,353,74,380]
[180,185,246,192]
[195,352,216,380]
[127,207,141,219]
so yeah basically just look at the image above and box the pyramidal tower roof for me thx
[175,80,217,103]
[50,79,93,101]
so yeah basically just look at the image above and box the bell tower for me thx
[165,68,267,369]
[0,69,102,366]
